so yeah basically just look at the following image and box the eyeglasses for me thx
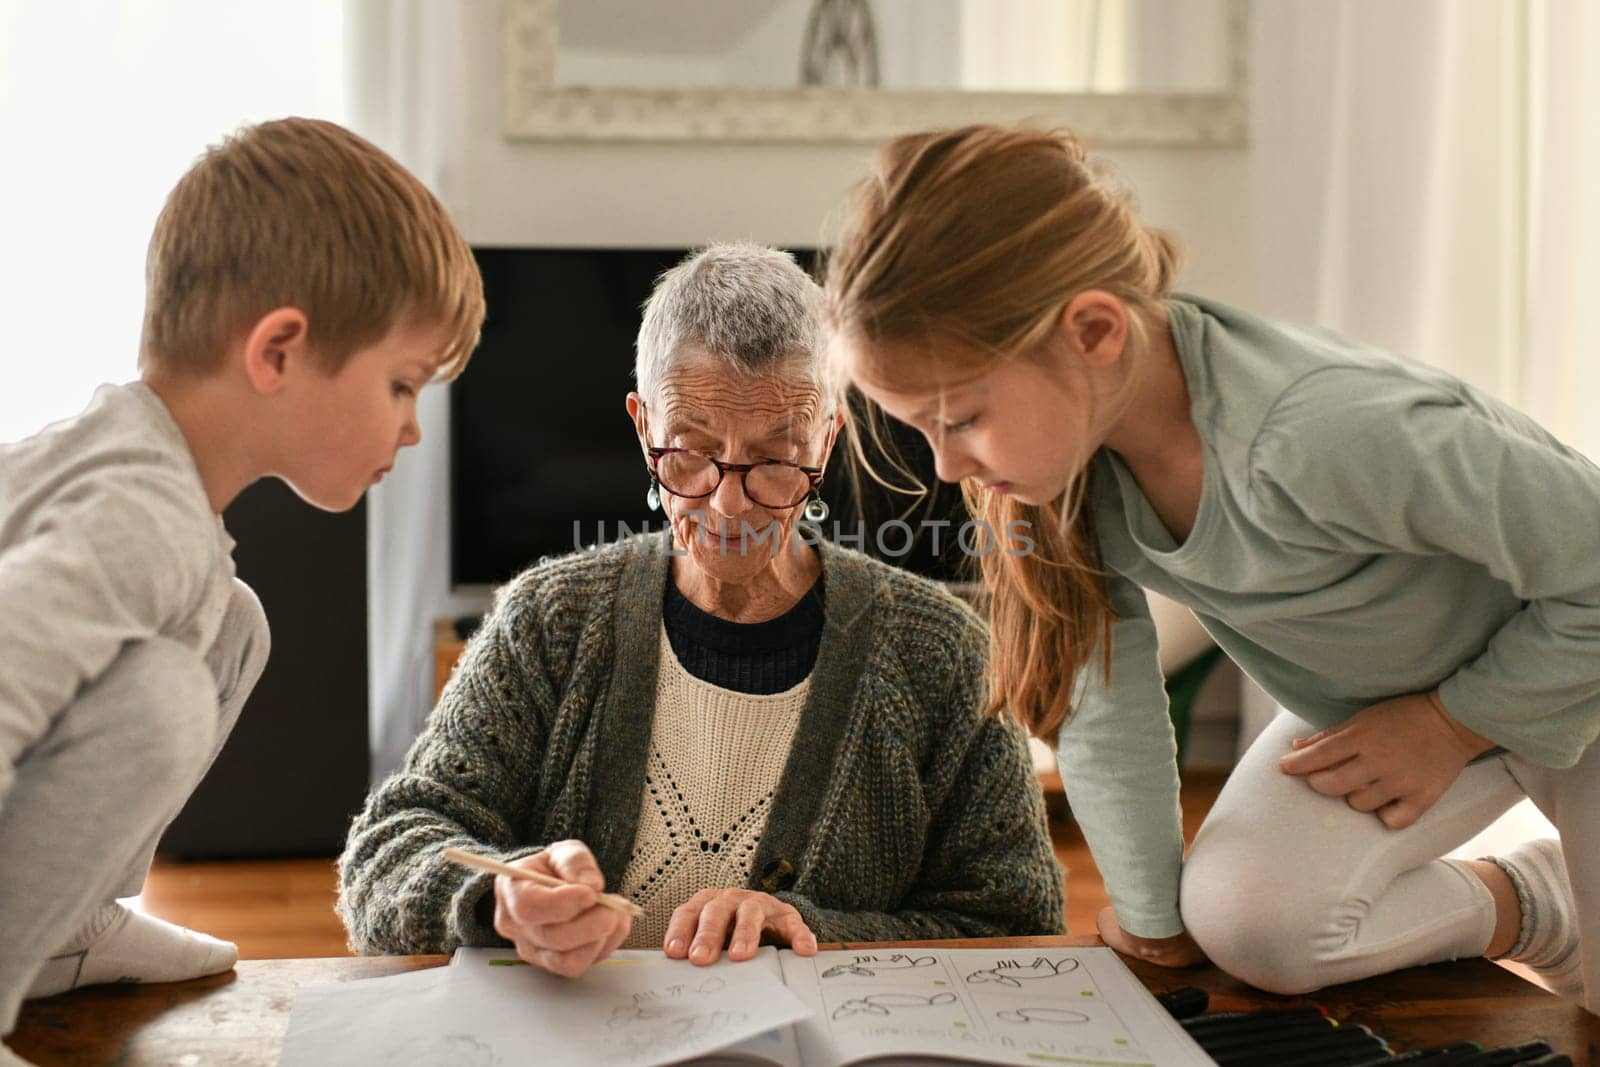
[647,447,823,509]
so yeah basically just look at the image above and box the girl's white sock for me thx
[1487,837,1583,999]
[26,902,237,998]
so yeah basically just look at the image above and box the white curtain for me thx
[1250,0,1524,396]
[1252,0,1600,437]
[0,1,345,444]
[345,0,484,782]
[1521,0,1600,462]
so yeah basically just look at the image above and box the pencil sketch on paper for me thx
[994,1007,1092,1027]
[820,953,938,979]
[608,976,728,1025]
[605,1009,752,1057]
[831,991,960,1020]
[401,1033,501,1066]
[964,956,1081,987]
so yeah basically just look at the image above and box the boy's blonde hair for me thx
[139,117,484,379]
[825,124,1183,742]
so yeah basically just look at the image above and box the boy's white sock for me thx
[26,902,237,998]
[1486,838,1583,999]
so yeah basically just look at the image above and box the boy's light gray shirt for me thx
[1063,294,1600,938]
[0,383,237,797]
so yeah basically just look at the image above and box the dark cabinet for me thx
[160,479,369,858]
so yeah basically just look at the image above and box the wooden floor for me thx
[136,772,1229,960]
[137,856,348,960]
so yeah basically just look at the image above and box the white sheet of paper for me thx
[281,947,812,1067]
[603,950,803,1067]
[779,947,1213,1067]
[279,965,472,1067]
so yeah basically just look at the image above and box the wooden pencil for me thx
[443,846,647,919]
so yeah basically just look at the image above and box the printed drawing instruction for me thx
[782,947,1204,1067]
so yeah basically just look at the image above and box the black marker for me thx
[1397,1048,1496,1067]
[1195,1016,1340,1054]
[1276,1043,1393,1067]
[1452,1042,1556,1066]
[1224,1040,1390,1067]
[1193,1012,1338,1040]
[1216,1026,1387,1067]
[1347,1042,1483,1066]
[1156,986,1210,1018]
[1514,1054,1572,1067]
[1183,1005,1330,1034]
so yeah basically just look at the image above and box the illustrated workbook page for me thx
[281,947,811,1067]
[778,947,1213,1067]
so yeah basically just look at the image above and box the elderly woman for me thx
[337,244,1063,977]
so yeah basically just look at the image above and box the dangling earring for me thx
[803,493,829,522]
[646,479,662,511]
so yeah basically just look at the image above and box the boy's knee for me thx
[207,579,270,705]
[77,639,218,778]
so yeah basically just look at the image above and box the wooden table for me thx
[12,936,1598,1065]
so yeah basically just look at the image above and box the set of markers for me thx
[1154,988,1572,1067]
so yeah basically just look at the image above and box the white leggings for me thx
[1181,711,1598,1012]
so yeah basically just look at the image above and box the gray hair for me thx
[634,243,827,407]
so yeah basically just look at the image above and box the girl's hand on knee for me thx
[1095,907,1207,967]
[1276,691,1495,830]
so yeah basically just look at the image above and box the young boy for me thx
[0,117,484,1063]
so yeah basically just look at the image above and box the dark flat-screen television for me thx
[451,247,971,589]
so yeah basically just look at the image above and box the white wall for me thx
[368,1,1255,774]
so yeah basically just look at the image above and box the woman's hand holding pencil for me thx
[446,841,639,979]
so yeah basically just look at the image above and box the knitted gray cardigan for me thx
[337,532,1065,952]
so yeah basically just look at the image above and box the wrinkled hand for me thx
[493,839,633,978]
[664,888,818,965]
[1095,907,1207,967]
[1277,691,1494,830]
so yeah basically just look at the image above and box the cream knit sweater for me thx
[618,629,808,946]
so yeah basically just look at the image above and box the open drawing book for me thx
[280,946,1212,1067]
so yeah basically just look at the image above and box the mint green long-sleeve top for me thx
[1061,295,1600,939]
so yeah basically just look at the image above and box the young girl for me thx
[824,124,1596,1010]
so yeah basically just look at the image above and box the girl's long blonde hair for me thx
[824,125,1183,741]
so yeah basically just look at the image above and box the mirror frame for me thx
[501,0,1249,146]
